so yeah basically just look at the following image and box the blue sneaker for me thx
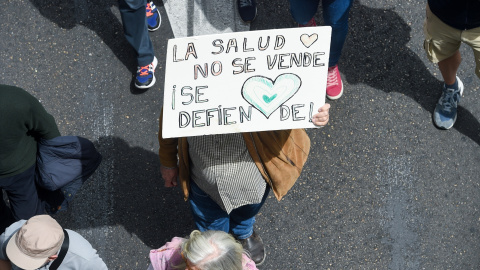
[433,76,464,129]
[135,56,157,89]
[146,1,161,32]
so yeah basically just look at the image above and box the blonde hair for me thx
[177,230,244,270]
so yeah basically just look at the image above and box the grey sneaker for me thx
[433,76,464,129]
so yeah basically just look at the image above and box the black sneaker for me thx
[135,56,157,89]
[146,1,161,32]
[238,231,266,265]
[237,0,257,23]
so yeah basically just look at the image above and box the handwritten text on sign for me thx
[163,26,331,138]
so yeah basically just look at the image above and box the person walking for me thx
[423,0,480,129]
[118,0,161,89]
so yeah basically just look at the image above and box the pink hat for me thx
[6,215,64,270]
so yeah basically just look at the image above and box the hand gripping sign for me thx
[162,26,331,138]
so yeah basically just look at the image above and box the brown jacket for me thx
[158,110,311,201]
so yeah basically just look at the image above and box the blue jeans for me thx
[118,0,155,66]
[290,0,353,67]
[188,180,270,239]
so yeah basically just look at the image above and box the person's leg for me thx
[2,165,44,224]
[473,44,480,80]
[289,0,320,25]
[321,0,353,99]
[322,0,353,67]
[118,0,154,66]
[423,4,464,129]
[119,0,157,88]
[229,187,269,239]
[461,25,480,80]
[229,187,269,265]
[188,180,230,232]
[0,187,15,232]
[438,50,461,85]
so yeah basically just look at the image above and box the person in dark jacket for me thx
[424,0,480,129]
[0,85,60,232]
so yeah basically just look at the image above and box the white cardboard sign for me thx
[162,26,331,138]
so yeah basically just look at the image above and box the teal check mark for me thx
[262,94,277,103]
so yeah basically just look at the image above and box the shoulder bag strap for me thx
[49,229,69,270]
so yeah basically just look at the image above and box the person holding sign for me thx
[158,103,330,265]
[290,0,353,100]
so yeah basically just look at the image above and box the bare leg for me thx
[438,50,461,85]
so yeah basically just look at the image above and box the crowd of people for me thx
[1,0,479,269]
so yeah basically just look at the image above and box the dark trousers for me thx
[0,165,44,232]
[118,0,155,66]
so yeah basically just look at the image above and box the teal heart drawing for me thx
[263,94,277,103]
[241,74,302,119]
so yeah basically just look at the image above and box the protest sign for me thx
[162,26,331,138]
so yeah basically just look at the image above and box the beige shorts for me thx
[423,5,480,78]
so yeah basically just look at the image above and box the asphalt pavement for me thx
[1,0,480,269]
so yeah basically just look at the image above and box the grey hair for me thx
[177,230,244,270]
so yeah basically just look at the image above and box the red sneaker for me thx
[326,65,343,100]
[298,17,317,27]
